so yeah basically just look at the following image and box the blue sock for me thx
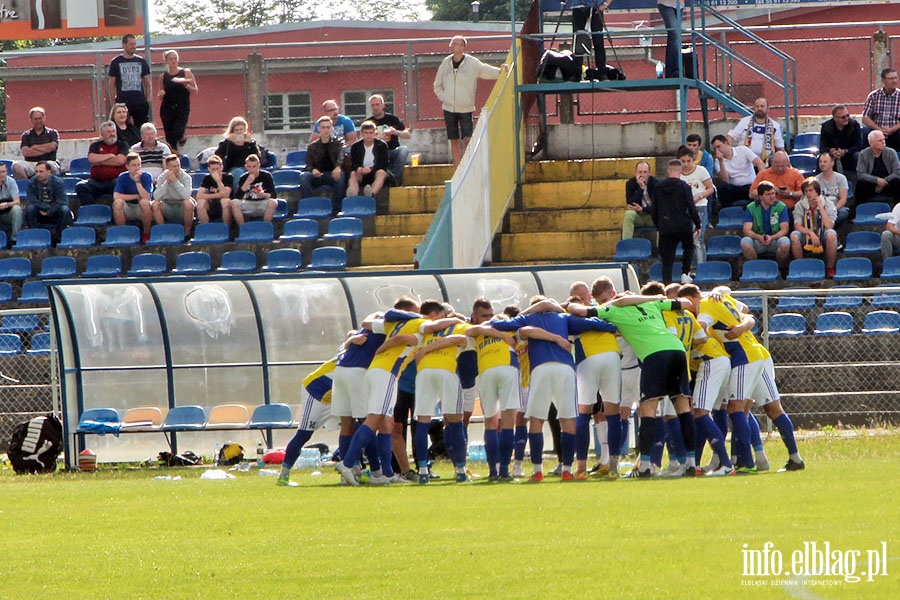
[700,414,733,468]
[528,432,543,465]
[694,416,707,466]
[364,438,381,473]
[729,411,753,468]
[376,433,394,477]
[446,421,467,467]
[575,413,592,461]
[514,425,527,461]
[665,417,686,463]
[498,428,514,476]
[606,413,621,458]
[343,424,375,468]
[677,412,696,464]
[414,421,430,470]
[338,434,353,461]
[282,429,313,469]
[748,413,764,452]
[620,417,631,455]
[772,413,799,456]
[713,408,729,437]
[560,431,575,467]
[484,429,499,477]
[651,419,666,467]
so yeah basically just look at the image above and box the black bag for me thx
[585,65,627,81]
[7,414,63,474]
[536,50,583,82]
[158,450,203,467]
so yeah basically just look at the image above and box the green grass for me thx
[1,433,898,599]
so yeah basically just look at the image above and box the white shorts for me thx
[330,366,367,419]
[620,366,641,410]
[729,360,765,403]
[462,386,477,414]
[693,356,731,412]
[365,367,399,417]
[477,365,523,418]
[751,357,780,406]
[415,368,462,417]
[525,362,576,421]
[576,351,621,407]
[296,391,332,431]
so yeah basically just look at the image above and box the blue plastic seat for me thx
[280,219,319,242]
[273,199,290,221]
[734,289,764,312]
[739,259,778,283]
[323,217,363,240]
[309,246,347,271]
[27,332,52,355]
[75,204,113,227]
[128,253,168,276]
[649,261,682,283]
[272,169,302,194]
[82,254,122,278]
[14,179,27,199]
[0,282,13,304]
[0,333,22,355]
[261,248,303,273]
[235,221,275,243]
[788,153,817,177]
[768,313,806,337]
[786,258,825,282]
[180,155,192,171]
[862,310,900,334]
[823,286,862,309]
[191,222,230,245]
[172,251,212,275]
[102,225,141,248]
[13,228,52,251]
[833,257,872,282]
[881,256,900,281]
[705,234,742,260]
[249,403,295,429]
[37,256,77,279]
[792,131,820,153]
[294,197,333,220]
[146,224,185,246]
[75,407,121,433]
[61,176,81,200]
[775,287,816,311]
[190,172,207,194]
[68,157,92,177]
[870,285,900,310]
[57,226,97,249]
[715,206,746,230]
[843,231,881,255]
[813,311,854,336]
[18,280,49,304]
[853,202,891,226]
[614,238,652,261]
[692,261,732,286]
[217,250,258,274]
[282,150,307,169]
[339,196,377,218]
[0,257,33,280]
[162,405,207,431]
[0,230,7,249]
[0,314,41,332]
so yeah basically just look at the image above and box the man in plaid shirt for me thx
[862,67,900,152]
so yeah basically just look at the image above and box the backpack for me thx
[157,450,203,467]
[7,414,63,474]
[217,442,244,466]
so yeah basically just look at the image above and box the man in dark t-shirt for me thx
[197,155,234,225]
[366,94,411,185]
[13,106,60,179]
[230,153,277,226]
[108,34,152,128]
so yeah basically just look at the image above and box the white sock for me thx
[598,421,609,463]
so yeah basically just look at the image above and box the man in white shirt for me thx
[711,134,765,210]
[726,97,785,164]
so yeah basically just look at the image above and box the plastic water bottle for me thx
[213,443,220,467]
[655,61,664,79]
[469,442,486,462]
[256,441,265,467]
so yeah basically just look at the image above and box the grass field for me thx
[1,431,897,600]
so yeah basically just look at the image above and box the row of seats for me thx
[734,285,900,313]
[63,150,310,180]
[715,202,889,232]
[0,313,46,332]
[0,331,51,355]
[770,310,900,336]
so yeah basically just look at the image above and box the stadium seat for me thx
[870,285,900,310]
[615,238,652,261]
[272,169,302,194]
[120,406,166,432]
[323,217,364,240]
[833,257,872,282]
[823,286,862,309]
[705,235,742,260]
[18,280,49,304]
[282,150,307,169]
[192,222,230,245]
[861,310,900,334]
[280,219,319,242]
[692,261,732,285]
[235,221,275,243]
[739,259,778,283]
[788,153,817,177]
[57,226,97,249]
[128,253,168,276]
[27,332,52,355]
[180,155,192,171]
[813,311,854,336]
[0,257,33,280]
[734,289,764,312]
[339,196,377,218]
[14,179,27,199]
[853,202,891,226]
[162,405,207,431]
[261,248,303,273]
[768,313,806,337]
[843,231,881,255]
[101,225,141,248]
[0,314,40,332]
[0,333,23,355]
[75,204,113,228]
[309,246,347,271]
[68,157,92,177]
[775,287,816,311]
[792,131,820,154]
[0,282,13,304]
[249,403,295,430]
[146,224,185,246]
[190,172,207,194]
[273,199,290,221]
[881,256,900,281]
[217,250,258,274]
[37,256,77,279]
[649,262,682,282]
[13,228,52,251]
[172,251,212,275]
[82,254,122,278]
[0,230,6,249]
[75,408,121,433]
[294,197,332,220]
[61,176,81,201]
[715,206,745,230]
[786,258,825,282]
[207,404,251,430]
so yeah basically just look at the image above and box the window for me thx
[341,90,395,124]
[265,92,312,131]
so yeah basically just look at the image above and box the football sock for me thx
[665,417,686,464]
[414,421,431,470]
[693,415,708,467]
[698,414,732,468]
[606,413,622,461]
[446,421,467,467]
[651,419,666,467]
[343,424,375,469]
[528,432,544,465]
[597,420,609,464]
[514,425,527,461]
[592,420,602,457]
[376,433,394,477]
[498,428,514,477]
[638,416,660,471]
[575,413,592,461]
[484,429,500,477]
[713,408,729,437]
[729,411,753,468]
[283,428,313,470]
[772,413,800,458]
[560,431,576,467]
[338,434,353,462]
[620,417,631,455]
[677,411,696,467]
[364,438,381,473]
[748,412,764,452]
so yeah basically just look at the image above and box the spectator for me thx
[215,116,261,175]
[107,34,152,129]
[12,106,60,180]
[819,104,862,174]
[726,97,785,164]
[75,121,128,208]
[26,161,72,242]
[855,129,900,206]
[741,181,790,269]
[310,99,358,146]
[880,199,900,260]
[196,155,233,225]
[790,178,838,279]
[651,159,700,284]
[366,94,411,185]
[657,0,680,78]
[677,144,714,264]
[571,1,610,78]
[230,154,277,227]
[861,67,900,152]
[347,121,389,198]
[0,164,24,244]
[749,151,804,210]
[112,153,153,243]
[622,160,657,239]
[158,49,198,153]
[686,133,714,175]
[711,133,764,210]
[300,116,346,210]
[130,123,171,178]
[109,102,140,148]
[433,35,507,167]
[815,152,849,229]
[152,153,195,236]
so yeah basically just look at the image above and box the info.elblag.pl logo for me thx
[741,541,890,587]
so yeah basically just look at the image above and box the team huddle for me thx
[275,276,806,487]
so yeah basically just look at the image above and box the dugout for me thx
[47,263,639,468]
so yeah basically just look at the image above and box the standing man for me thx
[366,94,411,185]
[12,106,59,180]
[657,0,681,78]
[651,159,700,284]
[309,99,357,145]
[570,1,611,77]
[433,35,507,167]
[622,160,657,240]
[74,121,129,208]
[727,97,785,164]
[862,67,900,152]
[0,164,24,244]
[26,161,72,241]
[819,104,863,173]
[711,134,764,210]
[108,34,152,128]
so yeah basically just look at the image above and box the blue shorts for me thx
[639,349,690,401]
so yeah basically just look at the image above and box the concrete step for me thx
[375,213,433,236]
[524,158,655,183]
[383,185,443,214]
[403,164,454,187]
[360,234,423,266]
[521,180,625,210]
[507,207,623,234]
[497,231,620,262]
